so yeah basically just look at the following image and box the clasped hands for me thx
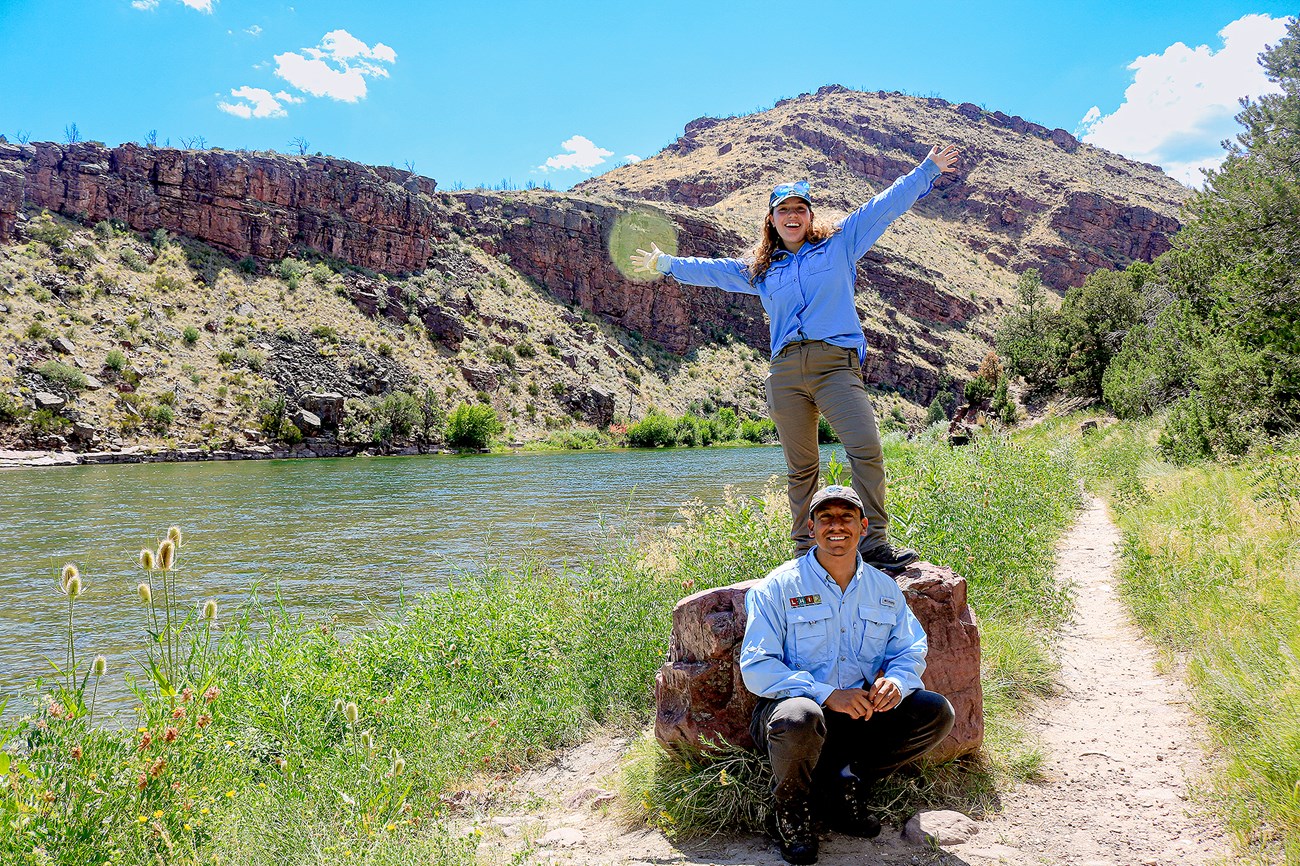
[823,677,901,720]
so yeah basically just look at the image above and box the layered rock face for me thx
[0,142,439,273]
[654,562,983,764]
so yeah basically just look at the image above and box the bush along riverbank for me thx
[1058,417,1300,864]
[1,428,1080,864]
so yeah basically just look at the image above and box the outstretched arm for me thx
[630,244,757,295]
[839,143,960,261]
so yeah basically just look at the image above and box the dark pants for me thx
[750,691,956,801]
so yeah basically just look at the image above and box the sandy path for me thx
[471,496,1231,866]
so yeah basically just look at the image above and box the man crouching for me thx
[739,485,955,864]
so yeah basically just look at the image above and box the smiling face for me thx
[808,500,867,558]
[768,198,813,252]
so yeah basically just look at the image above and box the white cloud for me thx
[539,135,614,173]
[622,154,642,163]
[245,24,262,37]
[1077,13,1291,186]
[273,29,396,102]
[131,0,159,9]
[218,86,290,119]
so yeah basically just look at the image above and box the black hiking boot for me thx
[860,540,919,572]
[769,795,819,864]
[831,772,882,839]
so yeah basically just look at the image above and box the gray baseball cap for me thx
[808,485,864,516]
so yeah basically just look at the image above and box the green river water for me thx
[0,445,812,711]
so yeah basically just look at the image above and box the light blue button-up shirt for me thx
[659,158,941,360]
[739,549,928,706]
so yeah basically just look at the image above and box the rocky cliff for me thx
[0,87,1191,448]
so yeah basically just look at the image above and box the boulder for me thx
[302,393,344,429]
[654,562,983,763]
[33,391,65,410]
[290,408,322,435]
[52,335,76,354]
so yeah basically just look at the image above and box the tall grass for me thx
[2,429,1081,863]
[1068,420,1300,865]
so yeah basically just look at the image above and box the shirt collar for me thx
[803,547,864,591]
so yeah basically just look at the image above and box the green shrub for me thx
[27,407,70,436]
[37,359,89,391]
[0,393,25,423]
[149,228,170,249]
[925,398,947,425]
[235,348,266,372]
[119,247,148,272]
[104,348,127,372]
[486,345,517,368]
[515,340,537,359]
[25,321,49,340]
[142,403,173,433]
[817,415,839,444]
[154,272,186,292]
[375,392,422,442]
[182,326,200,346]
[627,410,679,448]
[236,257,258,275]
[740,417,777,443]
[27,211,71,249]
[445,402,502,449]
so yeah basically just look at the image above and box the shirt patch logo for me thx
[789,594,822,609]
[879,596,897,609]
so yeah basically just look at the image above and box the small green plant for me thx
[236,257,258,275]
[27,211,71,249]
[105,348,127,372]
[25,320,50,340]
[182,326,200,346]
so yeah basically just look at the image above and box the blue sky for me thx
[0,1,1294,189]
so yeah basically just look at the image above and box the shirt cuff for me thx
[655,254,672,274]
[810,682,835,706]
[917,157,942,181]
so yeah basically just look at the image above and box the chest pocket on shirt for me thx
[800,244,834,276]
[787,605,833,668]
[857,605,896,658]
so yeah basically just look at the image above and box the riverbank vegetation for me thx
[2,428,1078,864]
[1048,417,1300,864]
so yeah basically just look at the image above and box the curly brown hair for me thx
[746,210,837,285]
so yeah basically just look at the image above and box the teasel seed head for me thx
[360,730,374,751]
[201,599,218,622]
[392,755,405,776]
[343,701,359,724]
[167,526,183,547]
[138,582,152,605]
[157,539,176,571]
[60,564,80,592]
[65,575,83,600]
[92,655,107,677]
[139,549,155,570]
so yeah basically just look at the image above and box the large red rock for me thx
[654,562,983,764]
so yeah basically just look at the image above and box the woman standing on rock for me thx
[631,144,959,568]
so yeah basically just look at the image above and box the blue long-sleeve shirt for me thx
[739,549,928,706]
[659,158,942,360]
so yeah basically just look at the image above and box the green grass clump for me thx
[37,359,89,391]
[1071,420,1300,863]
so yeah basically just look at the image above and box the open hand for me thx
[630,244,664,274]
[927,144,960,173]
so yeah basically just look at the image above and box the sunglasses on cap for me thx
[769,180,812,210]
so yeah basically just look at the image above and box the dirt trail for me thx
[472,496,1232,865]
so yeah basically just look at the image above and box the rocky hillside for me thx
[0,87,1188,454]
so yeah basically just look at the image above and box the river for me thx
[0,445,819,710]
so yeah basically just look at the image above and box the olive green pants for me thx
[766,340,887,552]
